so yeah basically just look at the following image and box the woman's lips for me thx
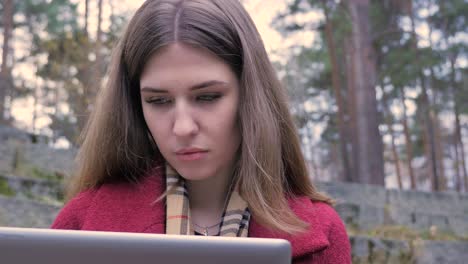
[176,151,208,161]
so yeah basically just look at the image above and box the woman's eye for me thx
[197,94,221,102]
[147,97,172,105]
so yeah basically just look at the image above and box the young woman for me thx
[51,0,351,263]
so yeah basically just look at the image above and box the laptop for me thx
[0,227,291,264]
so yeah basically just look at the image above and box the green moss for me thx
[395,251,414,264]
[22,189,36,200]
[367,225,419,240]
[32,167,60,181]
[419,227,468,241]
[0,177,16,197]
[56,189,65,202]
[14,163,63,182]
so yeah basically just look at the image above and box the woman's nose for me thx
[172,103,199,137]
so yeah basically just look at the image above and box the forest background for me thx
[0,0,466,193]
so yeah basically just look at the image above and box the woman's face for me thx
[140,43,241,182]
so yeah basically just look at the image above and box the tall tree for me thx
[408,0,443,191]
[0,0,14,123]
[344,0,385,185]
[274,0,466,191]
[400,89,417,189]
[381,86,403,189]
[321,0,353,182]
[451,57,468,191]
[84,0,89,36]
[431,0,468,191]
[36,0,127,144]
[428,12,448,190]
[275,0,387,185]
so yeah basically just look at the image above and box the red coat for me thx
[51,171,351,263]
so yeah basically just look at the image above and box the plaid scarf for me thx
[165,164,250,237]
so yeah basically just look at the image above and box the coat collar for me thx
[85,168,329,258]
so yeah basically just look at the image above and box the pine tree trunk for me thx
[93,0,104,97]
[92,0,103,99]
[344,35,359,183]
[455,109,468,192]
[77,0,92,136]
[429,71,446,191]
[450,58,468,192]
[307,124,320,180]
[420,77,440,191]
[453,128,462,192]
[432,110,446,190]
[427,20,447,191]
[0,0,14,123]
[382,89,403,189]
[26,11,40,137]
[84,0,89,36]
[400,88,416,189]
[96,0,103,69]
[322,1,353,182]
[343,33,360,182]
[32,66,39,134]
[390,127,403,189]
[344,0,385,185]
[409,1,440,191]
[78,0,104,134]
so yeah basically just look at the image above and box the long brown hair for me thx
[67,0,333,234]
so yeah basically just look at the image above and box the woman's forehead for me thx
[140,43,238,92]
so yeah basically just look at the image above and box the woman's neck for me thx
[186,170,233,226]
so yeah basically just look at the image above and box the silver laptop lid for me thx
[0,227,291,264]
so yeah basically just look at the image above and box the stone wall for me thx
[0,195,60,228]
[1,178,467,263]
[317,181,468,237]
[351,235,468,264]
[17,142,77,177]
[0,174,64,205]
[0,124,31,142]
[0,139,76,178]
[1,174,467,237]
[0,140,17,174]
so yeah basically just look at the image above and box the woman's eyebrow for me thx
[141,80,228,93]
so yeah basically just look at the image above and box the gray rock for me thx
[335,203,386,230]
[0,174,64,205]
[0,195,60,228]
[448,214,468,236]
[318,181,387,206]
[0,139,77,178]
[414,240,468,264]
[0,140,17,174]
[316,181,468,237]
[350,236,413,264]
[0,125,30,142]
